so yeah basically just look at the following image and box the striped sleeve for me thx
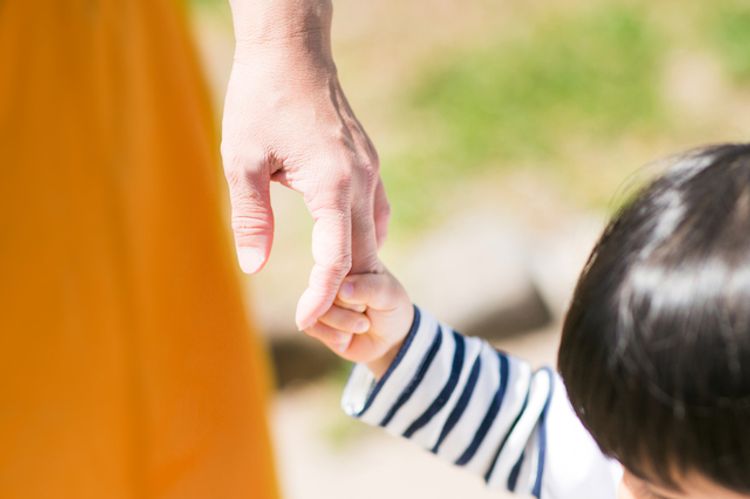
[341,306,621,499]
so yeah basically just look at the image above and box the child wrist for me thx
[366,340,404,380]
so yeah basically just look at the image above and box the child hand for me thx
[303,268,414,378]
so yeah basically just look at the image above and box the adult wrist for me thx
[229,0,333,50]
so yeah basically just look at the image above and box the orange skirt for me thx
[0,1,279,498]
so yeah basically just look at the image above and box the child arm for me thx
[306,272,621,498]
[341,306,559,495]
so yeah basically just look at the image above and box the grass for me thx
[408,5,664,167]
[380,4,666,237]
[707,2,750,83]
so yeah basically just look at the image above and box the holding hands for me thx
[221,0,390,332]
[305,267,414,378]
[222,0,402,377]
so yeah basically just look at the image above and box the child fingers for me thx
[304,322,352,354]
[319,305,370,333]
[334,298,366,313]
[337,273,394,310]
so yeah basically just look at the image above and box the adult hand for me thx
[221,0,390,330]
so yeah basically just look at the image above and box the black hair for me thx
[558,143,750,492]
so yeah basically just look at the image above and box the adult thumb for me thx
[224,164,274,274]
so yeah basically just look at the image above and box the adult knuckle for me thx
[364,155,380,175]
[220,142,266,176]
[333,174,353,199]
[231,211,272,238]
[359,164,380,191]
[325,251,352,275]
[333,172,353,192]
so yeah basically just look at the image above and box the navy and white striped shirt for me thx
[342,306,622,499]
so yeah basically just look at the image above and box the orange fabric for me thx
[0,1,279,498]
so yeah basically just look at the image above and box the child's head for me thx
[558,144,750,498]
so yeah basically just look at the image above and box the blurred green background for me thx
[191,0,750,239]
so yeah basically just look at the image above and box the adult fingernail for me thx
[237,247,265,274]
[340,282,354,299]
[296,318,315,332]
[295,289,322,331]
